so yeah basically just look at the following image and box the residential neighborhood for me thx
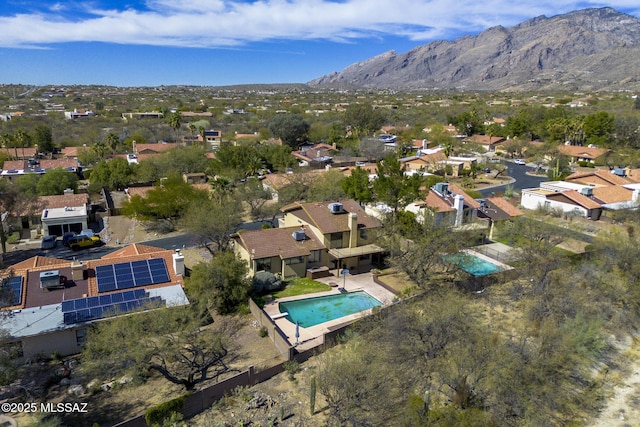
[2,83,640,426]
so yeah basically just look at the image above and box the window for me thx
[285,256,304,265]
[359,254,371,261]
[330,232,343,248]
[76,328,87,347]
[255,258,272,272]
[359,229,368,240]
[309,250,321,263]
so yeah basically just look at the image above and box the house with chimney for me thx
[0,244,188,360]
[405,182,481,226]
[232,200,383,278]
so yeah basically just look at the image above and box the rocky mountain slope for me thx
[308,7,640,91]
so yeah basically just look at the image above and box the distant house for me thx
[463,134,506,152]
[406,182,481,226]
[556,145,609,164]
[564,169,631,186]
[0,146,38,161]
[292,143,336,167]
[121,112,165,120]
[64,109,96,119]
[233,200,384,278]
[0,244,188,360]
[1,158,78,182]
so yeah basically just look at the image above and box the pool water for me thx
[279,291,382,328]
[444,253,504,276]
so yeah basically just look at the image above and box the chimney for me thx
[70,260,85,281]
[454,194,464,226]
[348,212,358,248]
[173,250,185,276]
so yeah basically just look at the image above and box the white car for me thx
[514,159,526,165]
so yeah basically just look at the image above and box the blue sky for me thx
[1,1,639,87]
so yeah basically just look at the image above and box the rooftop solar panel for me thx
[2,276,24,306]
[61,288,166,325]
[96,258,171,293]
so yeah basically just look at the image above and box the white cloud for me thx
[0,0,636,48]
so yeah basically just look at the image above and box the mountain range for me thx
[308,7,640,92]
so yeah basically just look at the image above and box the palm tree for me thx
[198,126,206,148]
[13,129,31,159]
[105,133,119,154]
[167,112,182,143]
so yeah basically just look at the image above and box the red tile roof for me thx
[557,145,609,160]
[40,194,89,209]
[485,197,524,217]
[40,159,77,170]
[565,169,630,186]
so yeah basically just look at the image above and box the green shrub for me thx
[259,326,269,338]
[145,394,188,427]
[283,360,299,381]
[7,232,20,244]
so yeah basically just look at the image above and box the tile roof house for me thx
[557,145,610,164]
[0,146,38,160]
[565,169,631,186]
[462,135,506,152]
[406,182,481,226]
[0,244,188,360]
[233,199,384,278]
[292,143,336,167]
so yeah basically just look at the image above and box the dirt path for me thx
[590,338,640,426]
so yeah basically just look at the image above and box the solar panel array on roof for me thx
[62,288,164,324]
[96,258,171,293]
[1,276,23,306]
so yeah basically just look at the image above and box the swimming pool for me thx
[279,291,382,328]
[444,252,504,276]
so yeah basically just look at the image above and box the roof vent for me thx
[580,187,593,196]
[292,230,306,241]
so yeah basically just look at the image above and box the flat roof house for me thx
[0,244,188,360]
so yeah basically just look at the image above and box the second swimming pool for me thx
[279,291,382,328]
[444,252,505,276]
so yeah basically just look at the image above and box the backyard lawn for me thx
[272,277,331,298]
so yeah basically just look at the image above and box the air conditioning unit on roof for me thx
[328,202,344,214]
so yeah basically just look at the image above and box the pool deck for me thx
[262,272,396,351]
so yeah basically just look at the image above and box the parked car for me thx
[483,167,491,173]
[514,159,526,165]
[67,235,96,251]
[80,229,96,238]
[41,235,57,250]
[61,232,77,247]
[355,161,366,167]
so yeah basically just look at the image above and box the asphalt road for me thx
[1,220,274,266]
[480,159,547,197]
